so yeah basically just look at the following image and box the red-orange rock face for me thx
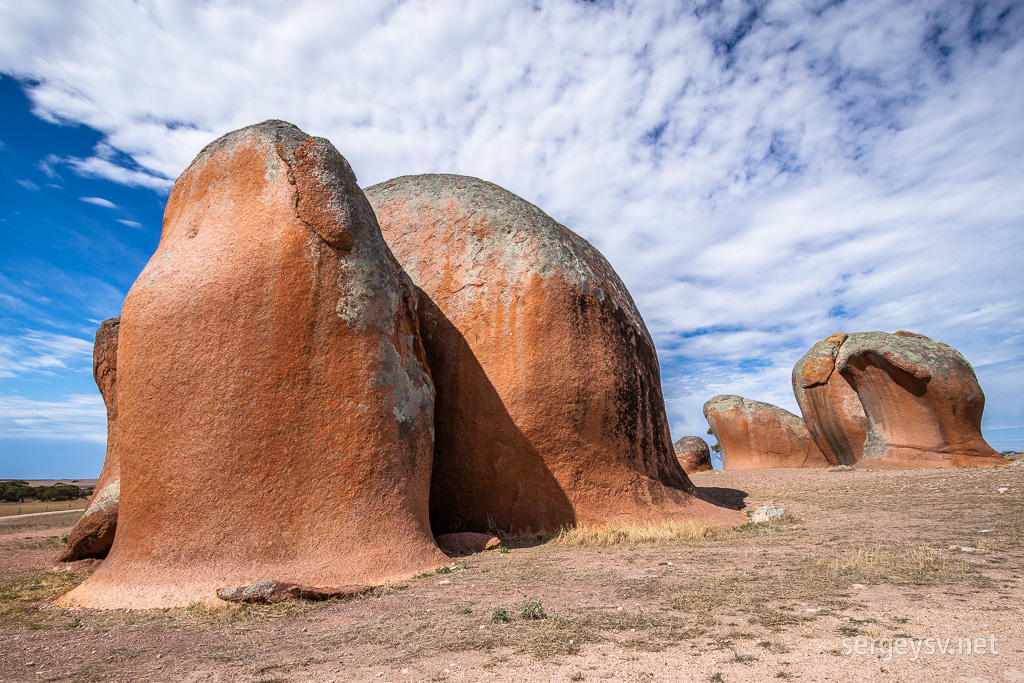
[673,436,714,473]
[366,175,744,533]
[59,317,121,562]
[792,333,868,466]
[835,331,1008,469]
[58,122,445,609]
[704,395,832,470]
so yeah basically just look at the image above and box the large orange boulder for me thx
[58,121,446,609]
[704,395,832,470]
[366,174,744,534]
[834,331,1008,469]
[59,317,121,562]
[792,333,868,466]
[673,436,714,473]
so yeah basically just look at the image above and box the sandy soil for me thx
[1,465,1021,682]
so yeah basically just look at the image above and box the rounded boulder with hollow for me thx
[835,331,1008,469]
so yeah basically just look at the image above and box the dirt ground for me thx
[1,465,1021,682]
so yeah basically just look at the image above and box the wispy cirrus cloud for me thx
[0,331,92,380]
[0,393,105,442]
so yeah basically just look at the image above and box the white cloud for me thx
[16,179,39,191]
[0,0,1021,447]
[67,153,173,192]
[0,331,93,379]
[78,196,117,208]
[0,394,106,442]
[116,219,142,228]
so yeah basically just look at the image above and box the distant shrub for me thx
[0,481,90,503]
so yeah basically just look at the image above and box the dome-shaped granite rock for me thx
[792,333,868,467]
[58,121,446,609]
[58,317,121,562]
[673,436,714,473]
[366,174,743,533]
[704,395,832,470]
[835,331,1007,469]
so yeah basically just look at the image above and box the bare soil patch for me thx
[1,466,1021,682]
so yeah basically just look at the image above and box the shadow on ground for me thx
[697,486,748,510]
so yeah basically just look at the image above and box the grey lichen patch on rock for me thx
[705,394,807,430]
[335,257,401,328]
[216,586,239,601]
[373,338,434,425]
[263,154,280,185]
[364,174,648,336]
[82,480,119,518]
[184,119,309,183]
[704,394,757,416]
[836,331,972,381]
[241,580,276,601]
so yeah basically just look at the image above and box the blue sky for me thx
[1,1,1022,476]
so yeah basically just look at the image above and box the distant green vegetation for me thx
[706,427,722,454]
[0,481,92,503]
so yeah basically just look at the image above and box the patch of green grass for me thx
[491,607,510,623]
[518,596,547,620]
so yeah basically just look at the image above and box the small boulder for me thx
[673,436,714,473]
[435,532,501,556]
[704,395,832,470]
[750,505,787,523]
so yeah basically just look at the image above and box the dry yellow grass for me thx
[0,571,91,627]
[0,500,89,517]
[0,510,83,535]
[548,520,725,548]
[167,599,316,632]
[806,543,971,585]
